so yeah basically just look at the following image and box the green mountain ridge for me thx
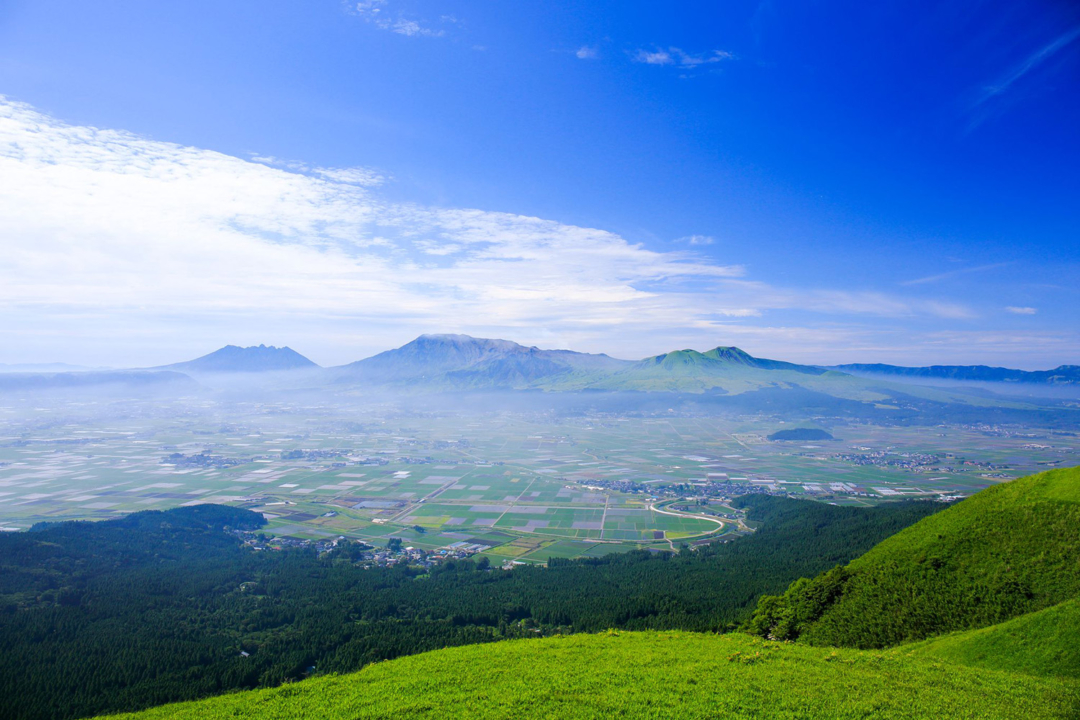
[104,631,1078,720]
[745,466,1080,649]
[338,337,1058,417]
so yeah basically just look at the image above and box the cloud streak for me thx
[632,47,734,69]
[967,25,1080,130]
[901,262,1010,286]
[974,25,1080,108]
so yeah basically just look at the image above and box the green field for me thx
[2,398,1076,558]
[105,630,1079,720]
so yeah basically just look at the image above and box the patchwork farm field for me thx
[0,396,1076,559]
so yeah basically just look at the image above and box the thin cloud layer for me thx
[0,97,992,365]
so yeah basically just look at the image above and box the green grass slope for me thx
[106,632,1078,720]
[904,597,1080,679]
[746,466,1080,649]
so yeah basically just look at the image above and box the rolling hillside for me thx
[543,348,892,401]
[104,631,1078,720]
[745,466,1080,648]
[904,597,1080,679]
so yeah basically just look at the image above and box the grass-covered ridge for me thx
[903,597,1080,679]
[105,631,1079,720]
[746,466,1080,648]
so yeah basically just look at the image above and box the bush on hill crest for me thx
[745,467,1080,649]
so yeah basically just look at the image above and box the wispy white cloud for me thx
[901,262,1010,286]
[352,0,445,38]
[974,26,1080,108]
[676,234,715,246]
[0,97,993,365]
[635,49,673,65]
[1006,306,1038,315]
[633,47,735,68]
[967,25,1080,129]
[575,46,598,60]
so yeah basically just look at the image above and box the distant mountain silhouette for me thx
[160,345,319,373]
[331,335,870,395]
[540,346,854,394]
[333,334,629,387]
[637,347,826,375]
[835,363,1080,385]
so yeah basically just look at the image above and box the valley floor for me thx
[107,631,1079,720]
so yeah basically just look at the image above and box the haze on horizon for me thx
[0,0,1077,370]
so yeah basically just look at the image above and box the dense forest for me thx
[0,497,943,720]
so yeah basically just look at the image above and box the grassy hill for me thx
[543,347,891,400]
[745,466,1080,648]
[903,597,1080,679]
[105,631,1079,720]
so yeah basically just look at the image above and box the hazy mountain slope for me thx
[160,345,318,373]
[542,347,889,400]
[334,334,630,387]
[701,346,827,374]
[836,362,1080,385]
[105,631,1078,720]
[330,337,1070,413]
[904,597,1080,679]
[745,466,1080,649]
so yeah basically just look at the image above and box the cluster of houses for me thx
[234,530,497,569]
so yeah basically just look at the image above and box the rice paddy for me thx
[1,396,1075,559]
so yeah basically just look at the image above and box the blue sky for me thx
[0,0,1077,368]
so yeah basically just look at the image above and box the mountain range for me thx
[3,335,1076,402]
[836,362,1080,385]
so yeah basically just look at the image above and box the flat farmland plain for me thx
[0,397,1075,560]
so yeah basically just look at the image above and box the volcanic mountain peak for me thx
[161,345,319,373]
